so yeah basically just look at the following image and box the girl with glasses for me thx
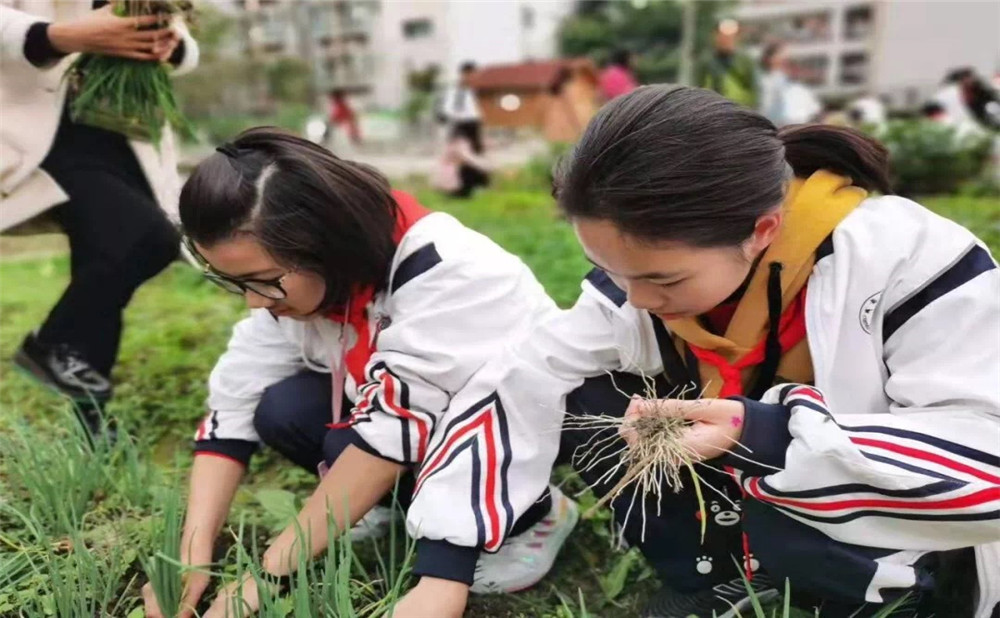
[142,128,577,618]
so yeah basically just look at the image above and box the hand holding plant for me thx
[202,573,265,618]
[622,397,746,461]
[141,535,214,618]
[63,1,195,145]
[48,5,177,62]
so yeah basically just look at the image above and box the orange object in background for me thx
[464,59,599,144]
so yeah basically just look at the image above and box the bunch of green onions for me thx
[66,0,195,146]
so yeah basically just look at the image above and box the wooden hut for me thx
[465,59,599,143]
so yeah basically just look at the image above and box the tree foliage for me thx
[559,0,731,84]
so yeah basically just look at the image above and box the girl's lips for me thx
[657,312,686,321]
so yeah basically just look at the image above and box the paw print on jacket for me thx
[695,555,714,575]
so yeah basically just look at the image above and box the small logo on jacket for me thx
[859,292,882,334]
[372,314,392,347]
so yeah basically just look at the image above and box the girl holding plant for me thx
[420,86,1000,617]
[141,128,578,617]
[1,1,198,435]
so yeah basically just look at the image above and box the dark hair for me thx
[760,41,784,71]
[179,127,397,312]
[608,48,632,69]
[460,61,477,74]
[921,102,945,117]
[554,85,891,247]
[943,67,975,84]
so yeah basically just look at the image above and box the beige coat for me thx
[0,1,199,232]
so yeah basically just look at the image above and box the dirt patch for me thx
[0,234,68,261]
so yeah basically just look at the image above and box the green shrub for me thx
[193,103,313,144]
[876,120,993,196]
[516,142,574,193]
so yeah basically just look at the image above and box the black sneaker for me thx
[643,574,779,618]
[74,400,119,447]
[13,332,112,402]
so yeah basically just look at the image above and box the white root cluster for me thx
[563,373,745,543]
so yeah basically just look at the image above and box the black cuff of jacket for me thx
[194,439,258,466]
[323,427,409,468]
[412,539,478,585]
[24,22,67,68]
[168,39,186,66]
[717,397,791,476]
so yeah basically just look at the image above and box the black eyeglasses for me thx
[183,236,295,300]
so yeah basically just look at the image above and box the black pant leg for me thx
[253,371,337,473]
[256,371,419,507]
[36,168,179,377]
[745,499,945,617]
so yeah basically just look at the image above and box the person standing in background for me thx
[1,1,199,437]
[599,48,639,102]
[758,41,821,127]
[700,18,758,109]
[933,68,1000,134]
[437,61,483,155]
[847,94,887,131]
[323,89,361,147]
[757,42,790,125]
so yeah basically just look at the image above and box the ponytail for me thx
[779,124,892,194]
[556,86,894,250]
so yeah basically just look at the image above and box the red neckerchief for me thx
[326,190,431,387]
[687,287,809,398]
[702,300,740,336]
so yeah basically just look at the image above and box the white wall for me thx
[371,0,451,109]
[871,1,998,103]
[371,0,574,109]
[521,0,575,60]
[444,1,523,79]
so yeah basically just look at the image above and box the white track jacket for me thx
[194,208,555,582]
[407,195,1000,613]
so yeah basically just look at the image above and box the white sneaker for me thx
[470,485,579,594]
[348,505,401,541]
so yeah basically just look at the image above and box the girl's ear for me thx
[743,210,783,260]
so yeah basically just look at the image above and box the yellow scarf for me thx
[665,170,868,398]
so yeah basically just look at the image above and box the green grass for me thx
[1,175,997,616]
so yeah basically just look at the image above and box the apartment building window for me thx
[840,52,870,86]
[741,12,830,46]
[402,18,433,39]
[845,6,873,41]
[521,6,536,29]
[788,13,831,42]
[792,55,829,87]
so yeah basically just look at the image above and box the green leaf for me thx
[600,547,640,601]
[255,488,300,531]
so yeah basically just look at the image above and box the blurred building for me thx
[237,0,378,95]
[371,0,575,109]
[229,0,574,109]
[735,0,1000,108]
